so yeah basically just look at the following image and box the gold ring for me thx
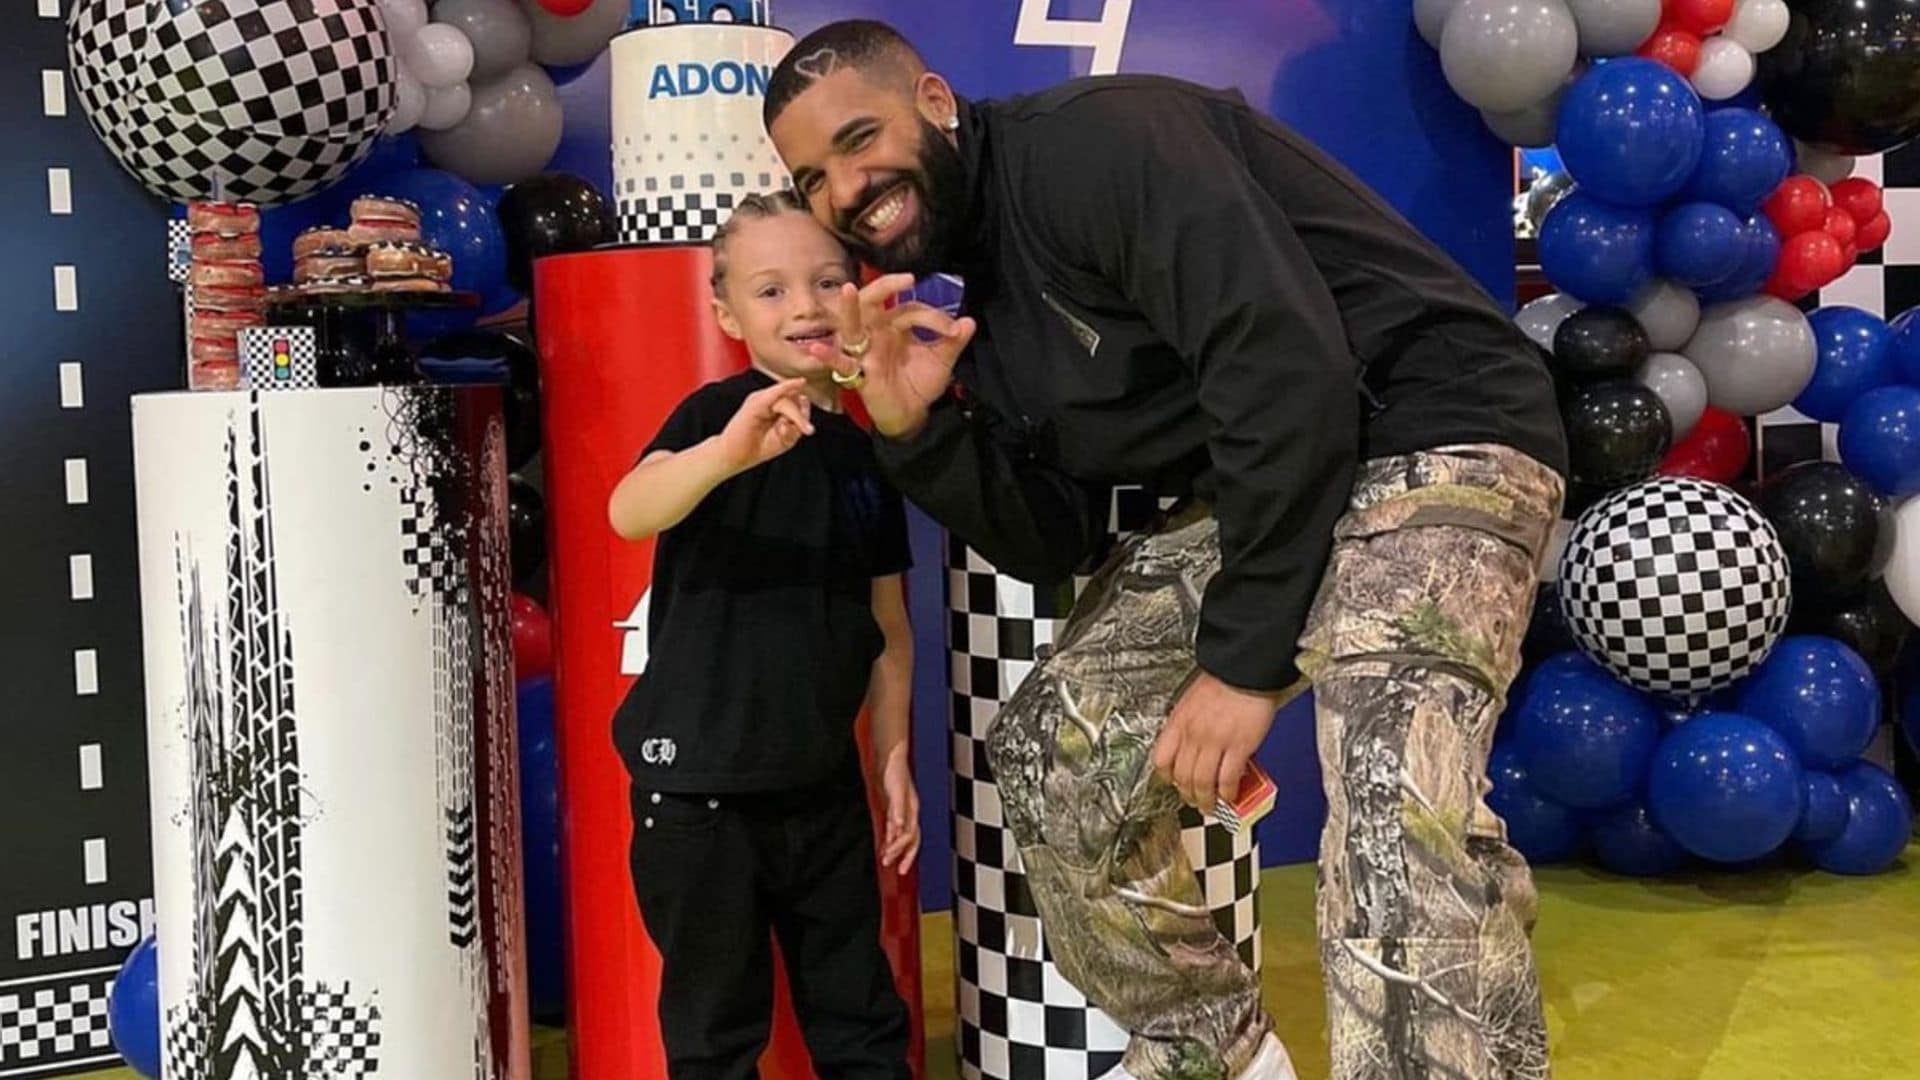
[830,364,867,390]
[839,334,872,359]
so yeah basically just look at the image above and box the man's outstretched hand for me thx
[804,275,977,439]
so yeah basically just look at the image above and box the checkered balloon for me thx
[67,0,396,205]
[1559,477,1793,700]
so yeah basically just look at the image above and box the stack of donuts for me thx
[284,196,454,296]
[186,201,265,391]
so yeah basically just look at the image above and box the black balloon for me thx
[1759,461,1888,604]
[1791,580,1911,677]
[498,173,616,293]
[1564,380,1673,489]
[508,477,547,586]
[1523,581,1581,667]
[420,330,542,470]
[1553,307,1651,385]
[1757,0,1920,155]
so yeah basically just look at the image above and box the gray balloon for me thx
[522,0,625,67]
[1484,59,1587,146]
[435,0,532,84]
[1625,278,1701,352]
[1683,297,1818,417]
[1415,0,1466,47]
[1440,0,1580,113]
[1516,292,1585,350]
[1524,171,1577,232]
[1636,351,1709,439]
[1565,0,1661,58]
[420,64,565,185]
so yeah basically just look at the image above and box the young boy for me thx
[607,192,917,1080]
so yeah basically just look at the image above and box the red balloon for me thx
[1766,230,1849,300]
[1825,207,1858,249]
[1830,177,1885,226]
[1665,0,1734,35]
[535,0,593,12]
[1765,176,1832,237]
[512,593,554,681]
[1858,211,1893,251]
[1659,407,1750,484]
[1639,29,1704,76]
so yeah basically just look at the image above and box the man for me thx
[764,20,1567,1080]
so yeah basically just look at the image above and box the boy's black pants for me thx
[630,775,911,1080]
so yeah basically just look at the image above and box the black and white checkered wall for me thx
[1,5,177,1077]
[947,491,1261,1080]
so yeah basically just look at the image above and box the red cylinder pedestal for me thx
[534,246,922,1079]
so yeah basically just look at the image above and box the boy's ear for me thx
[711,297,744,341]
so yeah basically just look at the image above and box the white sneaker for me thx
[1094,1034,1296,1080]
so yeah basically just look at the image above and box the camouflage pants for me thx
[984,444,1560,1080]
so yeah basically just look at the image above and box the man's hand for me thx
[804,276,977,439]
[876,742,921,875]
[1151,671,1282,810]
[714,377,814,473]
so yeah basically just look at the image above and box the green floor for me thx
[77,843,1920,1079]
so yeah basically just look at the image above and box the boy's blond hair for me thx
[709,190,857,294]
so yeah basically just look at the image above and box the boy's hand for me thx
[876,742,920,876]
[716,377,814,472]
[804,276,976,440]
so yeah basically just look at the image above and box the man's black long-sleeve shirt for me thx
[875,76,1566,693]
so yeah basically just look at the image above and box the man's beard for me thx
[835,120,969,276]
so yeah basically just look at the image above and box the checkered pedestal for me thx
[947,490,1262,1080]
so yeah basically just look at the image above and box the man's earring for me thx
[946,115,960,132]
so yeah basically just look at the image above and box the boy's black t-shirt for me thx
[615,369,912,793]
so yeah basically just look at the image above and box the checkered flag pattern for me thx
[1559,477,1792,699]
[67,0,394,204]
[616,191,739,246]
[947,490,1262,1079]
[164,1002,210,1080]
[0,973,115,1071]
[301,984,384,1076]
[240,326,320,391]
[169,218,193,283]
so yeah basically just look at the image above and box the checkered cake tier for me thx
[947,487,1262,1079]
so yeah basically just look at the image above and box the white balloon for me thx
[406,23,477,90]
[1516,292,1586,349]
[1796,140,1858,185]
[1625,278,1702,352]
[1415,0,1467,47]
[1725,0,1790,55]
[380,0,430,42]
[420,82,473,131]
[1881,498,1920,625]
[1691,37,1756,101]
[391,70,427,134]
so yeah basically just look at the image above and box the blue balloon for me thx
[1589,801,1692,876]
[1734,636,1881,769]
[1795,307,1895,423]
[1901,638,1920,760]
[517,675,567,1022]
[1794,771,1850,846]
[1486,743,1583,863]
[1707,82,1766,114]
[1557,59,1708,207]
[1539,192,1657,304]
[1694,213,1781,304]
[1683,109,1794,215]
[356,132,425,180]
[1646,712,1805,863]
[1805,761,1913,875]
[1838,384,1920,498]
[1514,652,1661,809]
[108,935,161,1078]
[1888,308,1920,384]
[1656,202,1746,287]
